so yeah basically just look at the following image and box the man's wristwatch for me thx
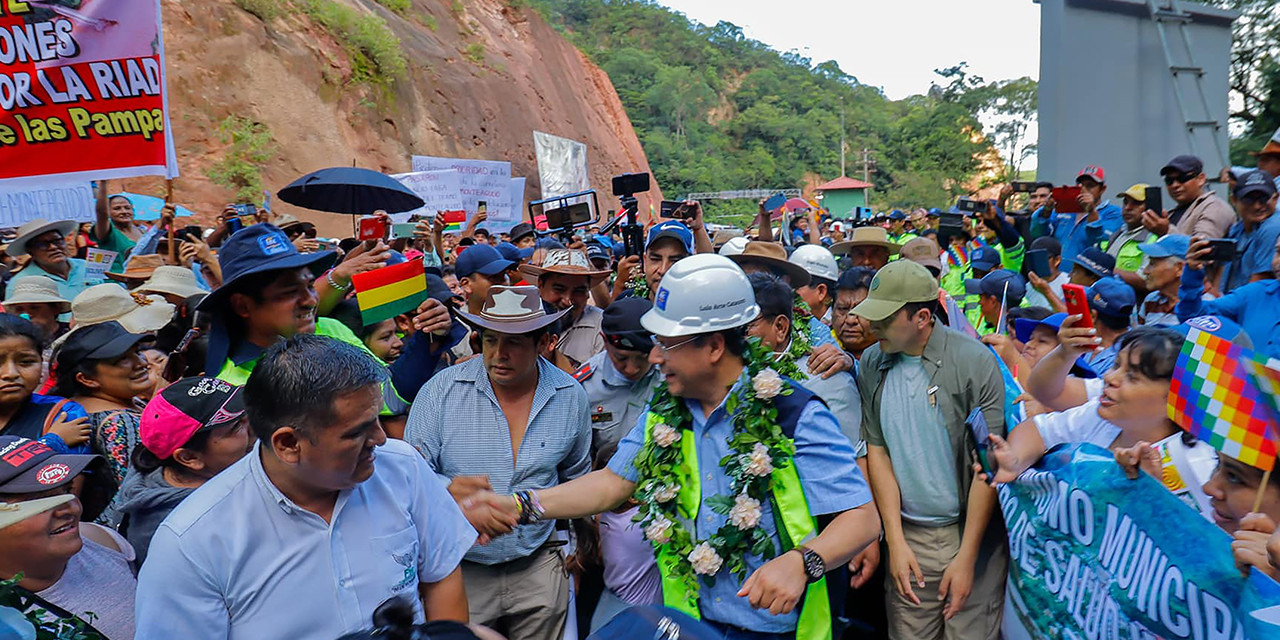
[795,546,826,583]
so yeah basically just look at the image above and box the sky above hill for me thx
[658,0,1042,99]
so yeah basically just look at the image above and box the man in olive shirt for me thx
[853,260,1008,640]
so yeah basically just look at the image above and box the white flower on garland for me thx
[739,442,774,477]
[752,368,784,399]
[688,541,724,575]
[729,493,762,529]
[653,483,680,503]
[653,422,681,447]
[645,514,674,544]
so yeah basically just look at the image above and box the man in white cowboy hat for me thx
[134,265,210,305]
[2,276,71,343]
[467,255,880,640]
[519,248,611,370]
[8,218,103,306]
[406,285,590,640]
[831,226,902,271]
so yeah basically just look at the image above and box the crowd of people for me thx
[2,140,1280,640]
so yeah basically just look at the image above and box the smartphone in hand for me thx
[1143,186,1163,216]
[1027,249,1051,278]
[1062,283,1095,331]
[1051,186,1083,214]
[358,216,388,241]
[966,408,998,482]
[762,192,786,213]
[1205,238,1238,263]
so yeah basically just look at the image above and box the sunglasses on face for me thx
[1163,174,1196,186]
[27,235,65,251]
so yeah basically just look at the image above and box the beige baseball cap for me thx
[850,260,939,321]
[900,237,943,273]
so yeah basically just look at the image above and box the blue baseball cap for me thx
[1235,169,1279,200]
[198,223,336,313]
[1086,277,1136,317]
[646,220,694,254]
[1074,246,1115,278]
[495,241,534,263]
[889,210,906,220]
[964,269,1026,303]
[1177,315,1254,349]
[969,245,1001,272]
[1013,312,1099,379]
[585,242,611,264]
[927,208,941,216]
[455,244,515,279]
[1138,234,1191,259]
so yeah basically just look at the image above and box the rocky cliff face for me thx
[120,0,659,236]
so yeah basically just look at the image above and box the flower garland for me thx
[626,269,650,300]
[631,337,797,596]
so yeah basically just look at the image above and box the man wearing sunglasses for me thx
[1157,155,1235,240]
[7,219,102,309]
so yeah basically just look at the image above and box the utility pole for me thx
[839,96,846,178]
[859,148,876,183]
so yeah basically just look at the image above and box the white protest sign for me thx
[84,248,117,282]
[389,170,464,223]
[0,181,95,227]
[410,156,517,225]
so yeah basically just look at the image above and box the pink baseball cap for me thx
[1076,165,1106,184]
[140,377,246,460]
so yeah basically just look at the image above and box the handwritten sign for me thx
[389,170,464,224]
[410,155,518,225]
[0,181,95,227]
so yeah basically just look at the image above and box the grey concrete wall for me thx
[1037,0,1237,197]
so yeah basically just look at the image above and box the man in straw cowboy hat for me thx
[519,248,611,370]
[830,226,902,271]
[8,218,103,306]
[406,285,590,640]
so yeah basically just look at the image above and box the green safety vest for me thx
[643,412,832,640]
[217,318,406,415]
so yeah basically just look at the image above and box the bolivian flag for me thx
[352,259,428,325]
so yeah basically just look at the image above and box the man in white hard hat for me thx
[468,254,880,640]
[789,244,840,327]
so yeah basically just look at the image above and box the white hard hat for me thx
[718,236,749,256]
[788,244,839,282]
[642,254,760,337]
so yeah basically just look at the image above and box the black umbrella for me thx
[277,167,424,214]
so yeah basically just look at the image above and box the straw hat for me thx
[518,249,610,285]
[7,219,77,258]
[134,266,209,300]
[727,241,811,287]
[2,276,71,312]
[105,254,165,283]
[68,284,176,334]
[830,227,903,256]
[456,285,569,335]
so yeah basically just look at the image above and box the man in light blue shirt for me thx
[8,219,101,317]
[1029,165,1123,272]
[406,285,590,640]
[1220,170,1280,291]
[136,335,476,640]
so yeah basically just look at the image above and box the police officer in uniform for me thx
[574,297,661,460]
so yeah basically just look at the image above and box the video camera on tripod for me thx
[599,172,649,257]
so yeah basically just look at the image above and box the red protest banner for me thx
[0,0,177,187]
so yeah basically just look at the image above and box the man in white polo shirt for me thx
[135,335,479,639]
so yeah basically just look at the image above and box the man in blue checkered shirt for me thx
[406,285,591,640]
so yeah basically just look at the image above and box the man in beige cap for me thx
[852,260,1008,640]
[8,219,101,304]
[519,249,610,371]
[2,276,71,343]
[831,227,902,270]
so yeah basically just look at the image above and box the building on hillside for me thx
[815,176,873,220]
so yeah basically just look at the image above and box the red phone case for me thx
[1051,186,1083,214]
[358,217,387,241]
[1062,283,1095,330]
[442,210,467,225]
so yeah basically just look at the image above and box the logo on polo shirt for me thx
[258,233,289,256]
[1188,316,1222,332]
[36,463,70,485]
